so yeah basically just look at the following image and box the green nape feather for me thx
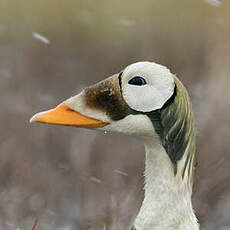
[147,75,196,184]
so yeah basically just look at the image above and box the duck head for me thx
[31,62,174,136]
[31,61,195,177]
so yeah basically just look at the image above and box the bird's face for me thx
[30,62,175,138]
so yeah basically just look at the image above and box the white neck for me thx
[134,138,199,230]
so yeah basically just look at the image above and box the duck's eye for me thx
[128,76,147,86]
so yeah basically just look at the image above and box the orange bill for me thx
[30,104,108,128]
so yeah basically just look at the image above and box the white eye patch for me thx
[121,62,175,112]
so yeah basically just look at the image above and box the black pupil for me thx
[128,76,147,86]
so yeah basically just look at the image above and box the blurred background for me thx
[0,0,230,229]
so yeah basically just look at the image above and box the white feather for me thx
[134,138,199,230]
[121,62,175,112]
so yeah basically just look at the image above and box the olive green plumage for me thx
[148,75,196,185]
